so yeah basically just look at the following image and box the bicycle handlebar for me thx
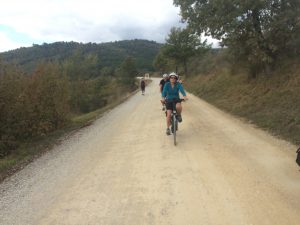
[171,98,186,102]
[161,98,186,103]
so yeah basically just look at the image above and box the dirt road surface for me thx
[0,78,299,225]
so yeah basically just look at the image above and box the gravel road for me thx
[0,78,299,225]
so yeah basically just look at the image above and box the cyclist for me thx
[159,73,169,93]
[140,78,146,95]
[161,72,188,135]
[159,74,169,110]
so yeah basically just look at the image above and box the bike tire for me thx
[173,114,177,145]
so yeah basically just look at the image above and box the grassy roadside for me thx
[185,67,300,146]
[0,83,142,182]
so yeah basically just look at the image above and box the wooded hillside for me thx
[0,39,161,75]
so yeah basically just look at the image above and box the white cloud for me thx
[0,1,182,45]
[0,0,219,52]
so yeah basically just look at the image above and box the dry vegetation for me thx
[185,55,300,145]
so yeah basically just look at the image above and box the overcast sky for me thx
[0,0,218,53]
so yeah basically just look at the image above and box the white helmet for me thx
[163,73,168,78]
[169,72,178,78]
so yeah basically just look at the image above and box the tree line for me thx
[1,39,161,75]
[154,0,300,78]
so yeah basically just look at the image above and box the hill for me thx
[0,39,162,74]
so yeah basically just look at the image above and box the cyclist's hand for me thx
[161,99,166,104]
[183,96,188,101]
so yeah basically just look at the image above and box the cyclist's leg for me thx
[176,102,183,122]
[165,101,172,134]
[166,110,172,128]
[165,110,172,135]
[176,102,182,114]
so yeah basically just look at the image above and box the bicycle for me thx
[169,99,185,146]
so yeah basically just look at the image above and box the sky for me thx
[0,0,218,53]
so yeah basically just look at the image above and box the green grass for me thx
[72,108,106,124]
[0,158,17,172]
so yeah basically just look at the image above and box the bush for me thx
[0,62,70,157]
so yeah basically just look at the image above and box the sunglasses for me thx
[170,77,176,79]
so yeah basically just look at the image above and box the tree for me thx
[174,0,300,77]
[117,57,138,88]
[0,61,70,157]
[162,27,209,76]
[0,61,25,156]
[63,50,99,80]
[153,51,170,73]
[24,62,70,135]
[119,57,138,78]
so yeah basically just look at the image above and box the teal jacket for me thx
[162,82,186,101]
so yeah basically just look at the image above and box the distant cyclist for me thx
[140,78,146,95]
[161,72,188,135]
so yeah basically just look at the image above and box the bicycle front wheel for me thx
[173,114,177,145]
